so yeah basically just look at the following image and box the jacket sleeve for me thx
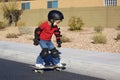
[34,27,42,40]
[54,27,62,40]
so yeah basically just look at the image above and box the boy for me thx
[33,10,64,68]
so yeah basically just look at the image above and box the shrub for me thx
[92,33,107,44]
[94,26,104,33]
[115,32,120,41]
[0,21,4,29]
[6,33,19,38]
[61,35,71,43]
[2,1,23,26]
[116,24,120,30]
[68,16,84,31]
[17,21,26,27]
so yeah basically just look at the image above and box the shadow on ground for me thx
[0,59,105,80]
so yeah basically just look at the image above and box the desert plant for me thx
[2,0,23,26]
[116,24,120,30]
[18,26,32,35]
[115,32,120,41]
[94,26,104,33]
[92,33,107,44]
[0,21,4,29]
[68,16,84,31]
[61,35,71,43]
[17,21,26,27]
[6,33,19,38]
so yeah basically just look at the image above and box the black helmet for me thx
[48,10,64,21]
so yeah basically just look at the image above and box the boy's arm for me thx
[33,27,42,46]
[54,27,62,47]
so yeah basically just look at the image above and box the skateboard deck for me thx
[32,63,66,73]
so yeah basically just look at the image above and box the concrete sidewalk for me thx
[0,41,120,80]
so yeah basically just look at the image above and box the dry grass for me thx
[0,26,120,53]
[6,33,19,38]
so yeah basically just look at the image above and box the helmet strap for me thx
[50,19,56,29]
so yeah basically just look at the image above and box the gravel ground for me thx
[0,26,120,53]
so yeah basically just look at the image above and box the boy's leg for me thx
[50,48,61,65]
[47,41,62,66]
[35,40,49,67]
[43,41,55,65]
[36,55,44,64]
[35,55,45,68]
[44,54,53,65]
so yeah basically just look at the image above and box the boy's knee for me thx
[40,48,49,59]
[50,48,59,58]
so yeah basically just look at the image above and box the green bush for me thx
[94,26,104,33]
[61,35,71,43]
[115,32,120,41]
[6,33,19,38]
[92,33,107,44]
[68,16,84,31]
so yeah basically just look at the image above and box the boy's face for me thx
[53,20,61,26]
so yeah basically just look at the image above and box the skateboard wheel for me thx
[34,70,38,73]
[56,68,62,72]
[38,70,44,74]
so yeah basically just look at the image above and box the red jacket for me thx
[37,21,61,41]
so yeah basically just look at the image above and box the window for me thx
[21,2,30,10]
[105,0,117,6]
[47,0,58,8]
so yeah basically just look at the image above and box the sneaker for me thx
[56,63,63,67]
[35,64,45,68]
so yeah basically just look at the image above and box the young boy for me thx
[33,10,64,68]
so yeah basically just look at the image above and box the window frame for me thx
[47,0,58,8]
[21,2,30,10]
[104,0,117,6]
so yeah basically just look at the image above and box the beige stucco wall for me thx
[59,0,104,8]
[17,7,120,27]
[21,0,47,9]
[118,0,120,6]
[28,0,120,9]
[1,0,120,9]
[29,0,104,9]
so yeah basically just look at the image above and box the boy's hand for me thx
[57,39,62,48]
[33,39,39,46]
[57,43,61,48]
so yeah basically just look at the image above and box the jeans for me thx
[36,40,60,65]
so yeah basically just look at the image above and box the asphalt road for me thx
[0,59,105,80]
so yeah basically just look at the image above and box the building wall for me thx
[27,0,120,9]
[17,7,120,27]
[1,0,120,9]
[21,0,46,9]
[118,0,120,6]
[0,0,120,27]
[59,0,104,8]
[25,0,104,9]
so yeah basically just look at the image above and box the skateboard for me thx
[32,63,66,74]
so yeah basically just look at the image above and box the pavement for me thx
[0,41,120,80]
[0,58,104,80]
